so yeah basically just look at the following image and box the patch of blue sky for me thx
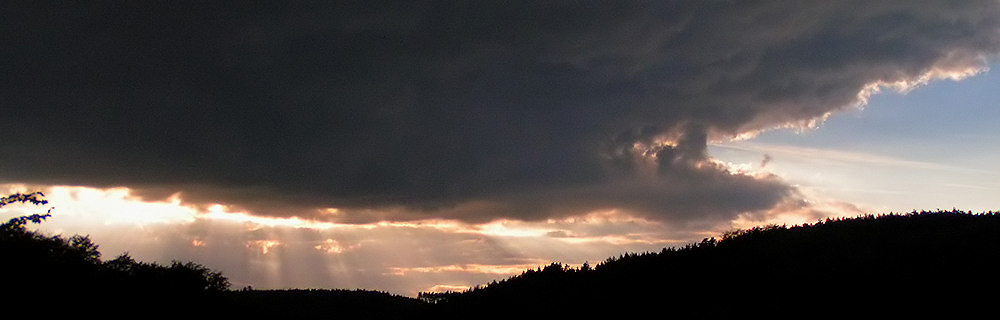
[710,65,1000,214]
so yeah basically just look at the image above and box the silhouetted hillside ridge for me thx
[425,209,1000,317]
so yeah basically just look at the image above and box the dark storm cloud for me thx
[2,1,999,223]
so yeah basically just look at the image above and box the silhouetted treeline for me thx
[6,191,999,318]
[222,288,430,318]
[425,209,1000,318]
[1,192,230,314]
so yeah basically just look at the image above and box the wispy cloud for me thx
[712,143,996,174]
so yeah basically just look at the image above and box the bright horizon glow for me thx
[0,184,727,295]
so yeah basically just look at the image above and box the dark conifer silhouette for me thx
[425,209,1000,318]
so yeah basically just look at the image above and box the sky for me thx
[2,1,999,296]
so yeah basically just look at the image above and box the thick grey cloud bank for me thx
[2,1,998,223]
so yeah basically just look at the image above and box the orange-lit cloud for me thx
[246,240,281,255]
[386,261,552,277]
[424,284,472,293]
[313,239,362,254]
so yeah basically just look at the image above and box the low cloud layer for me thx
[2,1,998,224]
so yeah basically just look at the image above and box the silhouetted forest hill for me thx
[4,191,999,318]
[424,209,1000,318]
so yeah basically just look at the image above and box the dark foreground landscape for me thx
[4,192,998,318]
